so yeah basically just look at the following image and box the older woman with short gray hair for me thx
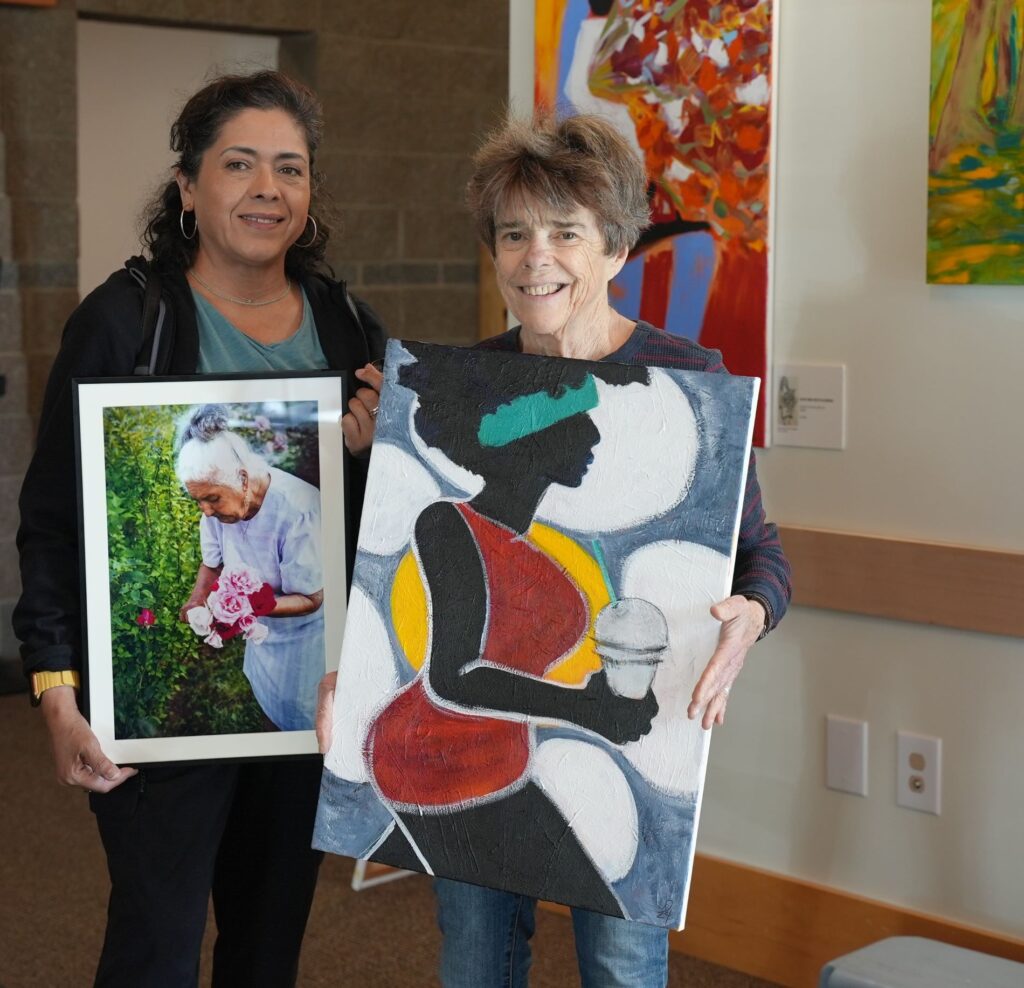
[443,111,792,987]
[316,110,791,988]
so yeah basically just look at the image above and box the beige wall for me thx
[715,0,1024,939]
[0,0,508,665]
[511,0,1024,940]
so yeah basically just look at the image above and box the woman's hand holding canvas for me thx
[341,361,385,455]
[688,594,768,729]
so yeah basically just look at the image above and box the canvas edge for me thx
[672,374,760,930]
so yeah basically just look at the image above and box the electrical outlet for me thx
[826,715,868,796]
[896,731,941,815]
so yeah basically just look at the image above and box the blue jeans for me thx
[434,879,669,988]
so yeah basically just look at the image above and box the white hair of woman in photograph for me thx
[174,404,270,502]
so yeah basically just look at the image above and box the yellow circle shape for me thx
[390,520,611,683]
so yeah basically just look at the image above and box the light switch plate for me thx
[826,715,868,796]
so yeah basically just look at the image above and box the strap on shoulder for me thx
[342,287,363,331]
[337,281,373,367]
[126,259,166,376]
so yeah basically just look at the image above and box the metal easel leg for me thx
[350,858,415,891]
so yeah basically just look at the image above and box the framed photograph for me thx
[75,373,347,763]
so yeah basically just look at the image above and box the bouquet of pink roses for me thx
[185,565,276,649]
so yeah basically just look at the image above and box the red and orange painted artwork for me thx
[535,0,774,444]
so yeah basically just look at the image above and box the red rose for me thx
[217,620,243,642]
[136,609,156,627]
[249,583,277,617]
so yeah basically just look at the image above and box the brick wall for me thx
[0,125,35,676]
[0,0,509,673]
[314,2,507,341]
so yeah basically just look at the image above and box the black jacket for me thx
[14,259,387,678]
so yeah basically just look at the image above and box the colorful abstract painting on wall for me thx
[929,1,1024,283]
[534,0,774,444]
[314,340,757,929]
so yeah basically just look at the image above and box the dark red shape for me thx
[249,583,277,617]
[700,244,768,445]
[638,248,674,329]
[368,505,588,808]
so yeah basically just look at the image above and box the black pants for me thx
[89,759,323,988]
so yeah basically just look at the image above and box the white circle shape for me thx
[324,584,401,783]
[407,401,485,499]
[616,540,730,795]
[357,443,443,557]
[531,738,639,882]
[536,369,698,532]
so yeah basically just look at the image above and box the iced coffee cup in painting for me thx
[593,598,669,699]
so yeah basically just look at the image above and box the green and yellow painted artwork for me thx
[929,0,1024,284]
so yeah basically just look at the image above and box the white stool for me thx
[819,936,1024,987]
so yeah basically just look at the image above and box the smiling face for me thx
[176,107,311,274]
[493,194,628,354]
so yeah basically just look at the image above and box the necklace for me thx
[188,270,291,307]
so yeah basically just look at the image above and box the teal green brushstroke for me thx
[478,375,599,448]
[591,539,617,605]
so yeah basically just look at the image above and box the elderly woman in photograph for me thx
[176,404,323,732]
[15,70,385,986]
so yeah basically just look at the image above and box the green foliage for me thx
[103,405,264,738]
[232,401,321,488]
[162,640,265,737]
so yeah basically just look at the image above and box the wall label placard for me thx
[774,364,845,450]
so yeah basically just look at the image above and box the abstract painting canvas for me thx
[533,0,775,444]
[929,0,1024,283]
[314,340,758,929]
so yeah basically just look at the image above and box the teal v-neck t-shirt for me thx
[192,287,329,374]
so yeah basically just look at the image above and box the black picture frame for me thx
[74,372,347,763]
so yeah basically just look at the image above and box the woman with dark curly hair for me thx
[14,71,386,986]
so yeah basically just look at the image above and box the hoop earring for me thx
[179,209,197,240]
[295,215,318,249]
